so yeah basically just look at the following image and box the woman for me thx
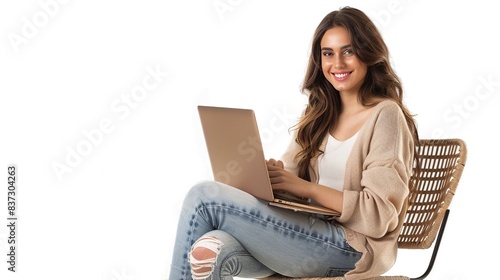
[169,6,419,280]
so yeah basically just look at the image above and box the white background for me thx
[1,0,499,279]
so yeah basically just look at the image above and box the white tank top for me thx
[317,132,359,191]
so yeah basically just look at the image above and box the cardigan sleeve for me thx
[337,103,414,238]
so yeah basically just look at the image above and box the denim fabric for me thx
[169,181,361,280]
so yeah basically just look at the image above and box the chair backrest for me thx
[397,139,467,249]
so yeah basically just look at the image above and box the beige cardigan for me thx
[280,100,414,279]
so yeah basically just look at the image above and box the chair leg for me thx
[410,209,450,280]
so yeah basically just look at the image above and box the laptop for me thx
[197,105,340,217]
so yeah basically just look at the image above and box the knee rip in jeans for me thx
[189,236,224,280]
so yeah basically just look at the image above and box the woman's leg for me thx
[189,230,275,280]
[168,180,361,280]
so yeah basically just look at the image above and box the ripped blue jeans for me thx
[168,181,361,280]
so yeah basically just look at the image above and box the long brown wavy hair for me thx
[295,6,419,181]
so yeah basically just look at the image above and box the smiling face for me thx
[320,27,367,97]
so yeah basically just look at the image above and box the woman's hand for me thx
[266,158,344,213]
[266,158,284,169]
[266,158,313,198]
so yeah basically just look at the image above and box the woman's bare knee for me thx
[189,236,224,280]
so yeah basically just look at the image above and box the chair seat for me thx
[261,275,410,280]
[260,276,344,280]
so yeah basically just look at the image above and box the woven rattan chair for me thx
[260,138,467,280]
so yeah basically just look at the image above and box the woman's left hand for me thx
[266,164,313,198]
[266,159,343,213]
